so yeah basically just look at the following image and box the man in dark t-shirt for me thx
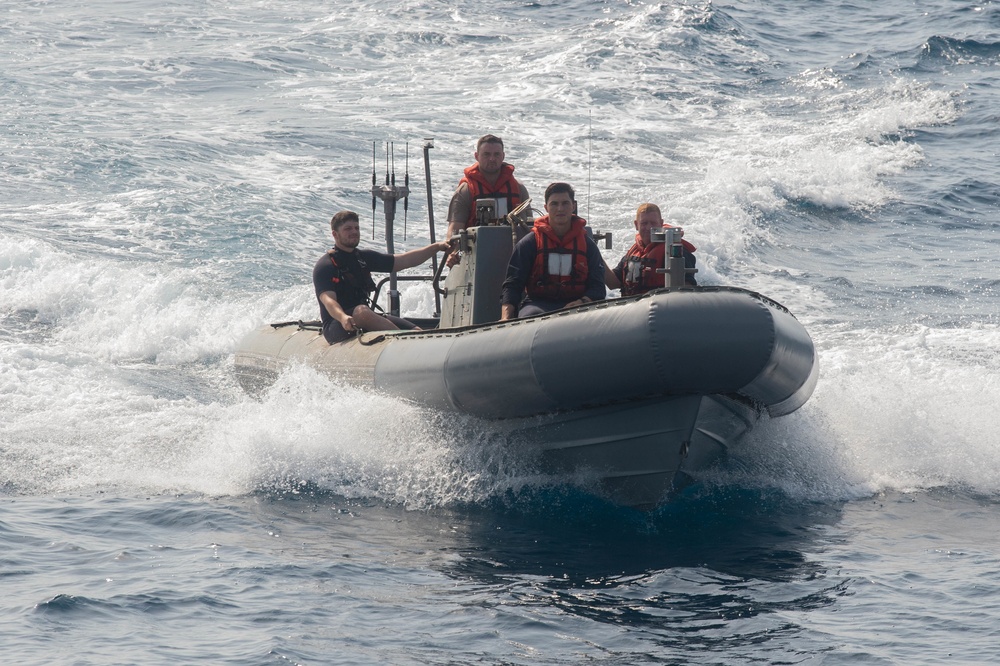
[313,210,450,344]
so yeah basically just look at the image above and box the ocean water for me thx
[3,0,1000,663]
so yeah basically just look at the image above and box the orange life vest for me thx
[460,162,524,227]
[527,216,590,302]
[621,228,697,296]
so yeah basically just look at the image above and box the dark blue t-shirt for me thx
[313,247,394,330]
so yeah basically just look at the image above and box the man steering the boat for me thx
[313,210,450,344]
[500,182,606,320]
[445,134,531,267]
[605,203,698,295]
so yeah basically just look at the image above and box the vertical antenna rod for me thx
[588,110,593,222]
[403,143,409,240]
[371,141,377,237]
[371,141,409,317]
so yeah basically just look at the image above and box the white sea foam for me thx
[0,353,544,508]
[189,366,545,507]
[710,323,1000,500]
[0,237,309,364]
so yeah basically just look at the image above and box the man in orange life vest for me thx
[445,134,531,267]
[605,203,698,295]
[313,210,450,344]
[500,182,606,320]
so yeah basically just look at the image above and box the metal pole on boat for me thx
[371,142,409,317]
[371,142,377,237]
[587,110,592,223]
[403,143,409,241]
[422,139,441,317]
[666,228,685,287]
[652,227,693,287]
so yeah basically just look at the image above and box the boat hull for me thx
[233,287,817,507]
[509,393,757,508]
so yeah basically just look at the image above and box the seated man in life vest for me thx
[313,210,450,344]
[445,134,531,267]
[605,203,698,295]
[500,182,606,320]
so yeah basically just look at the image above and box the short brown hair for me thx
[476,134,504,152]
[544,182,575,204]
[330,210,360,232]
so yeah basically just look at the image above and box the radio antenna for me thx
[403,143,410,240]
[371,141,377,237]
[588,111,593,222]
[370,140,409,317]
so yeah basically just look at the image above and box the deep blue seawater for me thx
[3,1,1000,663]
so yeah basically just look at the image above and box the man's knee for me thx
[351,305,387,328]
[351,305,375,317]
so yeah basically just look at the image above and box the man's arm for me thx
[583,240,608,302]
[500,235,535,320]
[604,259,622,290]
[445,182,472,241]
[564,239,607,309]
[393,241,451,271]
[445,183,472,267]
[318,290,356,332]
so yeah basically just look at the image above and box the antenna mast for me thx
[371,142,377,237]
[403,143,409,240]
[371,141,409,317]
[588,110,593,222]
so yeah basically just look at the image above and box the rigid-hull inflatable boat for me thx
[234,221,818,508]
